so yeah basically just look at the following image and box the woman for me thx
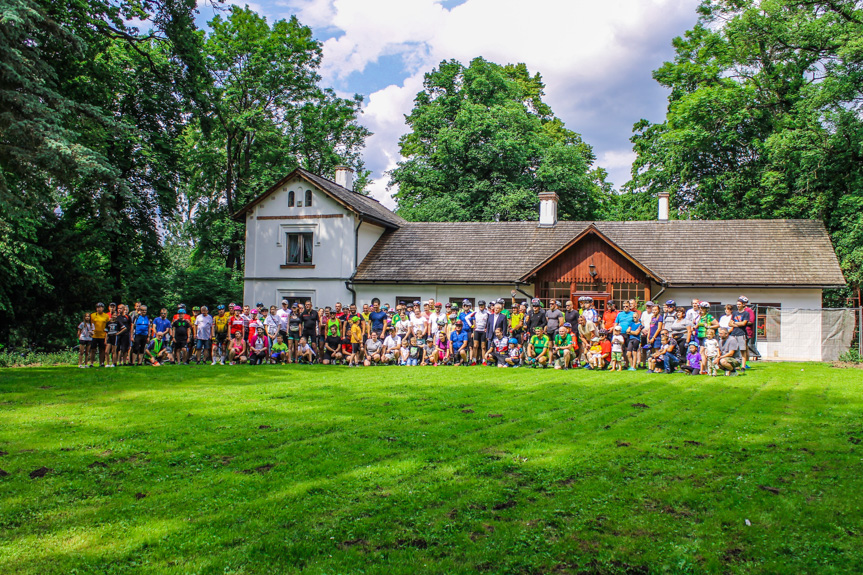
[77,312,94,368]
[647,305,663,350]
[668,307,694,358]
[248,327,270,365]
[718,304,734,330]
[228,331,248,364]
[695,301,719,345]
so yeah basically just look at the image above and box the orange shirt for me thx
[602,310,618,331]
[91,312,109,338]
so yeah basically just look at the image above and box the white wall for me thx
[244,279,353,309]
[353,284,535,308]
[357,221,385,267]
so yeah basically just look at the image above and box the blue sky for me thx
[196,0,701,206]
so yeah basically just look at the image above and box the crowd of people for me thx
[74,292,760,376]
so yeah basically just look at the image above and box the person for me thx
[229,306,245,342]
[241,305,252,341]
[488,327,509,367]
[588,337,604,369]
[131,305,151,366]
[577,315,598,367]
[668,307,694,358]
[299,301,318,354]
[114,304,131,367]
[296,337,314,364]
[457,300,474,343]
[368,301,389,337]
[509,302,525,341]
[486,302,508,350]
[364,331,384,366]
[552,327,574,370]
[227,331,247,364]
[151,308,174,364]
[77,312,95,368]
[602,301,617,332]
[740,296,760,363]
[172,309,192,364]
[545,300,564,340]
[104,310,120,367]
[348,316,363,366]
[248,327,270,365]
[505,338,522,367]
[582,298,599,324]
[662,300,677,328]
[450,320,470,366]
[421,337,439,366]
[271,335,289,364]
[193,306,213,364]
[730,298,750,371]
[340,332,353,365]
[647,304,663,352]
[564,300,580,329]
[264,306,280,341]
[397,339,410,366]
[144,336,169,366]
[91,302,109,367]
[695,301,719,345]
[609,327,625,371]
[703,328,720,376]
[682,342,701,375]
[716,327,743,375]
[639,301,655,366]
[599,330,612,368]
[322,325,343,365]
[276,300,291,341]
[435,330,450,365]
[719,304,734,330]
[614,300,636,364]
[525,299,547,344]
[655,330,679,373]
[527,326,551,368]
[212,306,230,365]
[685,298,702,324]
[625,316,642,371]
[382,327,401,364]
[332,302,347,334]
[287,304,302,362]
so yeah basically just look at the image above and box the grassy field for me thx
[1,363,861,574]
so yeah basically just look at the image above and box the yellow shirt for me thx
[590,344,602,355]
[350,324,363,344]
[92,312,109,338]
[213,314,230,334]
[510,312,524,330]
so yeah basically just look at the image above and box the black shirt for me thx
[325,335,342,352]
[172,319,191,340]
[564,309,580,326]
[116,314,131,337]
[288,315,302,334]
[300,311,318,336]
[526,310,548,332]
[731,310,748,337]
[106,319,119,336]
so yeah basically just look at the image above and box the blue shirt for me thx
[615,310,635,334]
[627,321,642,341]
[133,315,150,336]
[153,317,172,341]
[458,311,475,331]
[369,310,388,332]
[450,330,469,351]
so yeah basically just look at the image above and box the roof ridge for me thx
[298,167,388,206]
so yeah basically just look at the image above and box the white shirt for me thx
[640,311,653,330]
[703,338,720,357]
[719,314,732,329]
[383,335,400,352]
[612,334,625,353]
[411,315,428,335]
[264,315,280,337]
[428,312,440,335]
[474,309,489,331]
[685,307,701,324]
[276,308,290,330]
[195,314,213,340]
[583,308,598,324]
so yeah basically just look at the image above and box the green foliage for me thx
[391,58,612,222]
[625,0,863,289]
[0,347,77,368]
[1,363,862,572]
[838,348,862,363]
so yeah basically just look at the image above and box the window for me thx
[396,296,421,308]
[286,233,313,265]
[755,303,781,342]
[304,189,312,206]
[288,191,295,207]
[611,283,644,305]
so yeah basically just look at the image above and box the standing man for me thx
[368,301,389,338]
[486,302,509,343]
[131,305,151,366]
[91,303,110,368]
[172,309,192,364]
[114,304,131,367]
[525,299,547,344]
[212,305,229,364]
[276,300,291,342]
[472,300,490,365]
[730,299,750,372]
[104,309,119,368]
[740,296,760,364]
[194,306,213,364]
[564,300,580,330]
[545,300,563,338]
[299,300,319,355]
[602,301,617,332]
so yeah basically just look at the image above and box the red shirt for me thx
[602,310,618,331]
[600,340,612,359]
[229,316,245,336]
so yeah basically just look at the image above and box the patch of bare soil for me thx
[758,485,781,495]
[88,461,108,469]
[0,469,8,477]
[461,409,474,414]
[832,361,863,369]
[616,441,630,447]
[488,414,503,418]
[135,492,147,500]
[29,467,52,479]
[631,403,649,409]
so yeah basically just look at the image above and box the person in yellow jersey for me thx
[90,302,110,367]
[211,305,230,365]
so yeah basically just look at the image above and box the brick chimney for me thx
[335,166,354,191]
[538,192,559,227]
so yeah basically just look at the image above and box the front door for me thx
[571,292,610,313]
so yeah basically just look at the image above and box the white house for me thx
[235,167,848,360]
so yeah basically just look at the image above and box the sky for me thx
[196,0,702,207]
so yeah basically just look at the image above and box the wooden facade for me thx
[529,231,651,305]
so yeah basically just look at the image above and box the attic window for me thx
[288,191,295,207]
[305,189,312,206]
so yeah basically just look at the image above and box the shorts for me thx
[279,329,288,340]
[473,331,487,344]
[271,352,284,360]
[196,339,211,350]
[79,339,91,348]
[626,338,640,352]
[383,352,395,362]
[133,334,148,354]
[106,334,118,346]
[92,337,105,350]
[288,330,300,341]
[215,332,228,344]
[731,335,746,350]
[612,351,623,362]
[116,334,130,352]
[723,357,742,369]
[174,338,187,350]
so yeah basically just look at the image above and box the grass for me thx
[1,363,862,574]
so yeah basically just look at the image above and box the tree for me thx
[183,6,372,271]
[625,0,863,294]
[390,58,611,222]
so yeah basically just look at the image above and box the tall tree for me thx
[390,57,611,222]
[184,6,371,270]
[625,0,863,293]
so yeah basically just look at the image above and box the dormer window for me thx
[305,189,312,206]
[288,191,295,207]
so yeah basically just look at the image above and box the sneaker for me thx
[220,359,225,365]
[627,367,637,371]
[153,361,161,367]
[211,360,217,365]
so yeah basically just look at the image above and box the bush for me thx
[0,347,78,368]
[838,349,863,363]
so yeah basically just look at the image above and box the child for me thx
[599,330,612,368]
[588,337,604,369]
[77,313,94,368]
[683,342,701,374]
[349,316,363,366]
[399,340,410,366]
[505,338,522,367]
[296,337,315,363]
[271,335,289,364]
[702,328,720,376]
[408,337,421,366]
[610,327,625,371]
[421,338,438,365]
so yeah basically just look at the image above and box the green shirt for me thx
[696,313,715,338]
[530,335,550,352]
[326,318,341,337]
[554,333,572,347]
[271,342,288,353]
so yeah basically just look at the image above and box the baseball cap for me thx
[291,303,298,308]
[178,309,186,315]
[562,322,572,328]
[665,299,676,306]
[96,302,105,307]
[282,300,289,304]
[645,301,655,307]
[478,300,486,306]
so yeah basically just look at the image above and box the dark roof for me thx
[233,167,406,229]
[353,220,845,287]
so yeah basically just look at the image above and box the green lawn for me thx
[1,363,862,574]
